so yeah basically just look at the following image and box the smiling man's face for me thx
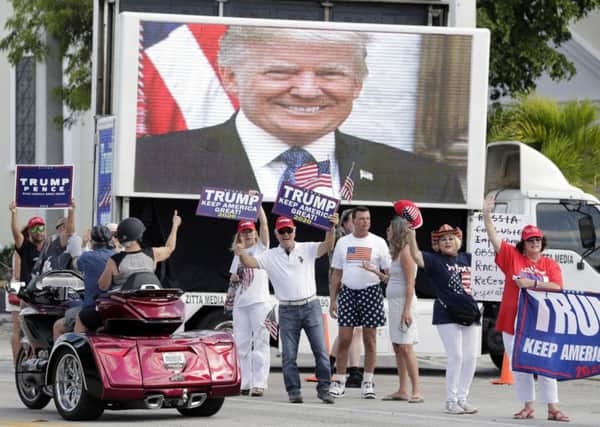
[220,40,363,146]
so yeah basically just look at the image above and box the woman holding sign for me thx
[483,194,569,422]
[229,203,271,397]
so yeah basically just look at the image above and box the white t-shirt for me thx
[254,242,320,301]
[331,233,392,290]
[229,241,270,308]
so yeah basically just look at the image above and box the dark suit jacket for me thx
[135,115,464,203]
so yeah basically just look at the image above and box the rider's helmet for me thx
[116,217,145,244]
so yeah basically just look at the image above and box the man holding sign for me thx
[234,213,339,405]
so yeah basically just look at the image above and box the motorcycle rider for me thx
[75,211,181,332]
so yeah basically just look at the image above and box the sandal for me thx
[548,409,570,422]
[513,408,535,419]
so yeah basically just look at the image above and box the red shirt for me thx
[494,241,563,334]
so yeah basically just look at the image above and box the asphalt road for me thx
[0,316,599,427]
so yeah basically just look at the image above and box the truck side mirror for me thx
[578,216,596,249]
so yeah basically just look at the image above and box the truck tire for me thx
[177,397,225,417]
[15,347,52,409]
[52,347,105,421]
[197,310,233,333]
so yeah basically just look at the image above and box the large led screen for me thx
[116,13,490,207]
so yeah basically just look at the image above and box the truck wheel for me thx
[53,348,104,421]
[15,347,51,409]
[177,397,225,417]
[198,310,233,333]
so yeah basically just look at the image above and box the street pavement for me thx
[1,314,599,426]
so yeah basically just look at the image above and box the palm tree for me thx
[488,96,600,196]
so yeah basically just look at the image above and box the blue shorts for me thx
[337,285,386,328]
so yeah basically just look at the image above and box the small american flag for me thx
[294,160,332,190]
[264,306,279,344]
[340,176,354,201]
[346,247,372,261]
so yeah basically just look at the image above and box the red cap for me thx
[393,200,423,229]
[431,224,463,241]
[521,225,543,241]
[237,220,256,233]
[27,216,45,229]
[275,216,295,231]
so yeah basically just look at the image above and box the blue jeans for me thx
[279,299,331,396]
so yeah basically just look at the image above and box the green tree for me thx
[0,0,93,124]
[488,96,600,195]
[478,0,600,100]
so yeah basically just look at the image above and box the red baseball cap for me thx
[27,216,45,229]
[275,216,295,231]
[522,225,543,241]
[393,200,423,229]
[237,220,256,233]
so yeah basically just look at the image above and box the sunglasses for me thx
[526,237,542,242]
[277,227,295,235]
[30,225,45,233]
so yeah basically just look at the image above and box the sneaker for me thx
[329,380,346,398]
[250,387,265,397]
[289,393,303,404]
[458,400,478,414]
[361,381,376,399]
[240,389,250,396]
[445,400,465,414]
[318,391,335,404]
[346,368,363,388]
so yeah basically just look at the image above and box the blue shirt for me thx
[422,251,472,325]
[77,247,114,307]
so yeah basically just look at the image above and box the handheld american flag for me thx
[294,160,332,190]
[264,305,279,347]
[340,162,355,201]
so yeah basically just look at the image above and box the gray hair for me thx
[217,26,369,82]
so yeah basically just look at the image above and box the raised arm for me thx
[257,204,269,248]
[317,212,339,258]
[482,194,502,253]
[407,229,424,269]
[9,201,24,249]
[233,243,259,269]
[152,210,182,262]
[66,199,76,236]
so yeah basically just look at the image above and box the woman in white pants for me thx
[229,204,271,397]
[483,195,569,422]
[408,224,479,415]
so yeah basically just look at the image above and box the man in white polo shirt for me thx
[234,213,339,404]
[329,206,391,399]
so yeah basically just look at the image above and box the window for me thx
[537,203,600,272]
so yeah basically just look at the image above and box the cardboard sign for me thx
[273,183,339,231]
[469,212,532,301]
[196,188,262,221]
[15,165,74,209]
[513,289,600,380]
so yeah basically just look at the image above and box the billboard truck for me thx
[92,1,599,369]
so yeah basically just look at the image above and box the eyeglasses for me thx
[526,237,542,243]
[30,225,45,233]
[277,227,295,235]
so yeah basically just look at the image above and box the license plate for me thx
[162,352,186,370]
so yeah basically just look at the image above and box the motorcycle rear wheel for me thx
[53,347,104,421]
[15,347,51,409]
[177,397,225,417]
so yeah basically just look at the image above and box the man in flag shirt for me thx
[329,206,392,399]
[135,25,464,203]
[234,213,339,405]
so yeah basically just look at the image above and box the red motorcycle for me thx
[14,270,240,421]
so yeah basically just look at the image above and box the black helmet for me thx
[116,217,145,243]
[91,225,113,246]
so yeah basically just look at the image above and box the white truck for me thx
[90,1,599,369]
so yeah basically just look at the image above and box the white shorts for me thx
[388,297,419,345]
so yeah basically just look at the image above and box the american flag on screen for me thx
[294,160,332,190]
[137,22,237,138]
[346,247,372,261]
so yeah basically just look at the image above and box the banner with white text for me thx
[195,187,262,221]
[273,183,339,231]
[513,289,600,380]
[15,165,74,209]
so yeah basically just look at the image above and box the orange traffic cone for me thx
[491,352,514,385]
[305,312,332,382]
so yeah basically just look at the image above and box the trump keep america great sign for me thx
[513,289,600,380]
